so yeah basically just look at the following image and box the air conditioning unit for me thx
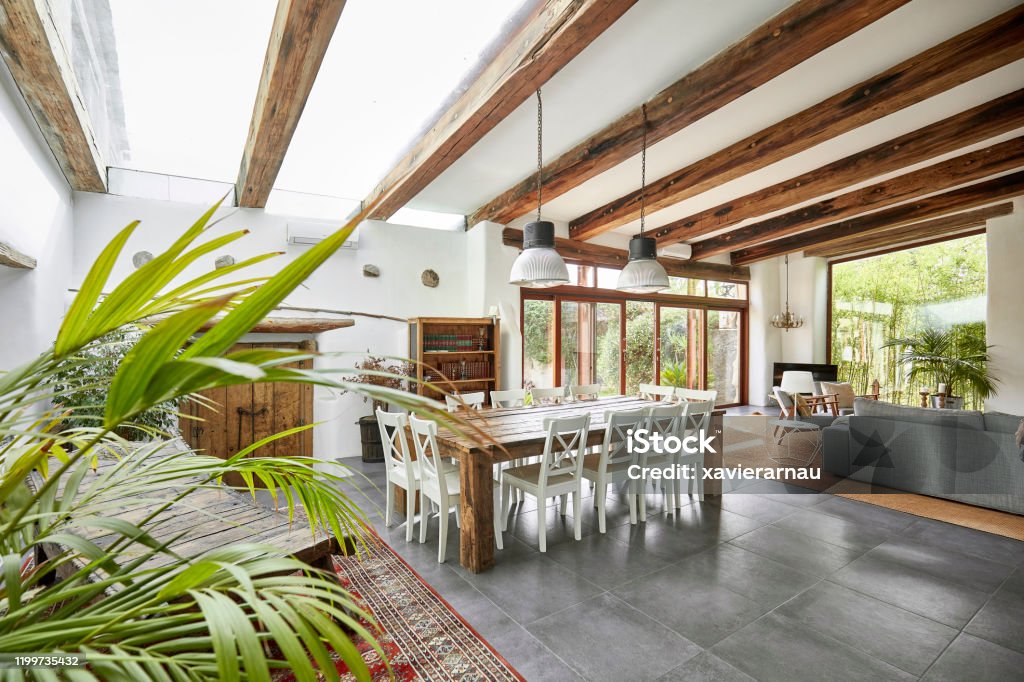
[287,220,359,249]
[657,243,692,260]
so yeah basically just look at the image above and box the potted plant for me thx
[883,327,998,409]
[350,354,413,462]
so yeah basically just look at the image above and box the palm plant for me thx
[882,326,998,403]
[0,199,475,680]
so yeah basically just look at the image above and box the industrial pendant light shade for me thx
[617,235,669,293]
[617,104,669,293]
[509,89,569,288]
[508,220,568,287]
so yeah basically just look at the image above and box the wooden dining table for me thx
[432,396,724,573]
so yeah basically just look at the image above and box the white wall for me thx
[777,253,828,364]
[0,63,75,372]
[71,192,469,460]
[986,200,1024,415]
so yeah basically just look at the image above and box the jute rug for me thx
[722,416,1024,542]
[275,535,523,682]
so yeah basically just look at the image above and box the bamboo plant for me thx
[0,199,469,681]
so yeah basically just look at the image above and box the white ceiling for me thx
[410,0,1024,241]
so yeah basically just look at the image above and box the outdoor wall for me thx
[71,192,469,461]
[0,63,75,372]
[986,200,1024,415]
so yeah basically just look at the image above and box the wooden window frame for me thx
[521,285,747,407]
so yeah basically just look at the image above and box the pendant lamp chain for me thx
[640,103,647,236]
[536,88,543,223]
[784,253,791,305]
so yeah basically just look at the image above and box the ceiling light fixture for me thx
[617,104,669,293]
[771,254,804,331]
[509,89,568,288]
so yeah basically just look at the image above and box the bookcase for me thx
[408,317,500,405]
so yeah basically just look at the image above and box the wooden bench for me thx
[28,441,343,585]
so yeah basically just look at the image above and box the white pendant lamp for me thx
[509,89,568,288]
[617,104,669,293]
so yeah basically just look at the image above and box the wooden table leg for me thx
[459,454,495,573]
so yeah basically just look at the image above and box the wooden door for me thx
[181,341,315,486]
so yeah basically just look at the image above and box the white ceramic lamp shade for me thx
[509,221,569,288]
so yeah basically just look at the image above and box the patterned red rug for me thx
[275,535,524,681]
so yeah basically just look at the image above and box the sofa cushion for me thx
[820,381,856,409]
[852,397,985,431]
[794,393,812,417]
[983,411,1024,434]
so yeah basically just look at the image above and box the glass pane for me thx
[596,268,619,289]
[659,306,703,389]
[830,233,988,409]
[707,310,742,404]
[667,277,705,296]
[108,0,278,181]
[708,280,746,299]
[522,299,555,390]
[561,301,621,395]
[276,0,527,198]
[625,301,655,396]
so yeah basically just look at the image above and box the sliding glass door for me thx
[560,300,621,396]
[707,309,742,404]
[658,305,703,390]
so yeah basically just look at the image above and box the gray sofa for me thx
[823,398,1024,515]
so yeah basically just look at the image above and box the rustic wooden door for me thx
[181,341,315,485]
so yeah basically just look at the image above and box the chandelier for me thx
[770,254,804,331]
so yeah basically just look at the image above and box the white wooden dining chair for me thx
[673,399,715,506]
[636,402,687,521]
[639,383,676,401]
[675,387,718,403]
[581,408,646,532]
[409,415,503,562]
[531,386,567,405]
[501,414,590,552]
[490,388,527,408]
[570,383,602,400]
[445,391,485,412]
[375,408,420,542]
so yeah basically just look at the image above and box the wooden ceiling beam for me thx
[470,0,908,228]
[365,0,638,221]
[822,227,989,262]
[804,203,1012,257]
[569,5,1024,240]
[689,137,1024,259]
[0,0,105,191]
[501,227,751,282]
[730,171,1024,265]
[654,89,1024,247]
[235,0,348,208]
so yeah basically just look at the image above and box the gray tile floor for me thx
[336,459,1024,682]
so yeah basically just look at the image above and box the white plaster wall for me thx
[986,200,1024,415]
[777,253,828,364]
[747,258,782,405]
[0,63,74,371]
[71,192,469,460]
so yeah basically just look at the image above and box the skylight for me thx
[273,0,528,200]
[108,0,278,182]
